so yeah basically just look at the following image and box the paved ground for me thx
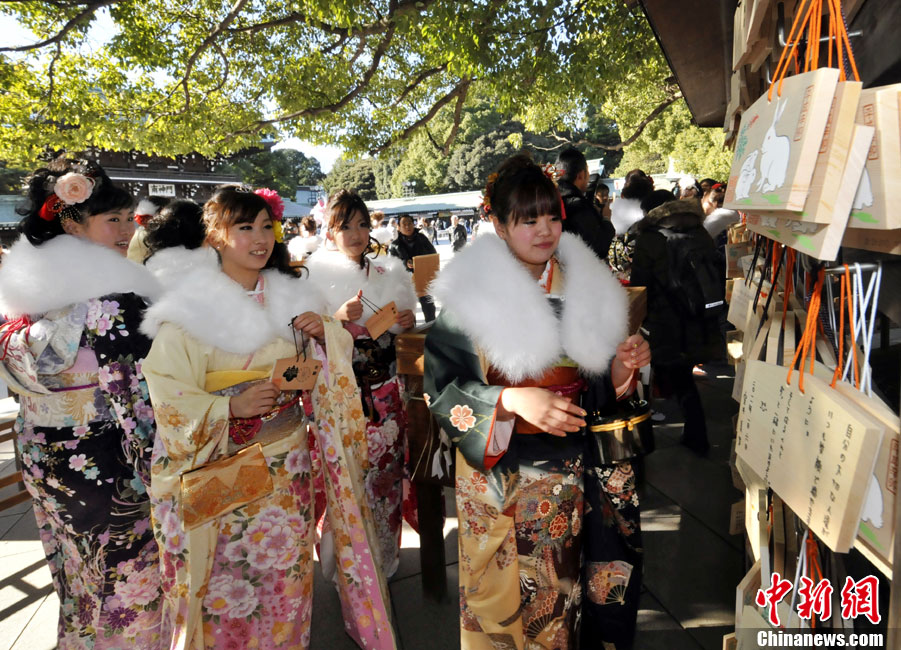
[0,235,747,649]
[0,359,744,649]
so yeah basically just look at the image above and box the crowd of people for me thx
[0,148,735,649]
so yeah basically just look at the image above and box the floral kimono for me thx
[305,248,419,578]
[424,232,641,649]
[140,264,396,650]
[0,235,164,649]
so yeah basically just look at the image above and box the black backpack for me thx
[657,226,726,363]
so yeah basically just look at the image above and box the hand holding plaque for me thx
[270,355,322,391]
[364,300,398,339]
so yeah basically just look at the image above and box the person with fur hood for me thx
[304,189,419,580]
[140,186,397,649]
[0,159,164,648]
[424,153,651,649]
[629,198,726,456]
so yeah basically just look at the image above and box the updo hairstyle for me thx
[487,152,562,226]
[203,185,296,276]
[143,199,206,258]
[300,215,318,236]
[326,189,379,268]
[18,157,132,246]
[620,169,654,201]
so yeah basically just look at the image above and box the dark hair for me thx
[204,185,297,276]
[137,195,170,214]
[326,189,379,268]
[620,169,654,200]
[143,199,206,258]
[699,178,718,189]
[300,215,317,236]
[489,152,563,226]
[640,189,675,214]
[597,183,610,197]
[554,147,588,183]
[17,157,132,246]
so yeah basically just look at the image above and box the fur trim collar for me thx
[431,232,627,382]
[304,249,418,333]
[0,235,162,318]
[140,266,326,354]
[144,246,218,289]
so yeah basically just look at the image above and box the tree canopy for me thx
[222,148,324,195]
[0,0,680,168]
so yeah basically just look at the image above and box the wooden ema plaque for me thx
[737,360,883,552]
[365,301,397,339]
[724,68,840,213]
[745,124,874,261]
[270,355,322,391]
[413,253,440,297]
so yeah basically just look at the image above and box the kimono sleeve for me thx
[142,323,229,472]
[423,311,510,474]
[86,292,156,484]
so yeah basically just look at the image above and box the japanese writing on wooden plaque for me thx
[737,361,883,552]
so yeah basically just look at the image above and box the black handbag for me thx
[586,393,654,465]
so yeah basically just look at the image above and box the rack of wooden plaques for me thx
[722,1,901,647]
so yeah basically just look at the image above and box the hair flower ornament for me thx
[38,171,97,222]
[481,172,499,216]
[254,188,285,243]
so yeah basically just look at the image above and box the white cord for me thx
[861,263,882,395]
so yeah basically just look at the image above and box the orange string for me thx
[806,532,824,628]
[770,0,817,100]
[787,269,825,393]
[845,265,860,388]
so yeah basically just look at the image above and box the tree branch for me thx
[533,93,683,152]
[178,0,248,113]
[442,78,470,155]
[391,64,448,108]
[43,42,62,111]
[0,0,120,52]
[226,23,397,138]
[369,78,474,155]
[226,0,439,38]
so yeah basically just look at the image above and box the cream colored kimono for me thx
[141,265,396,650]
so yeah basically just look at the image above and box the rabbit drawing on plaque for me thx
[853,167,874,211]
[861,474,884,529]
[754,99,791,194]
[734,149,759,200]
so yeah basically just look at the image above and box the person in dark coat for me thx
[629,198,726,455]
[389,214,439,321]
[555,148,614,261]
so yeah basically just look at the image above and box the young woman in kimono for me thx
[304,189,418,578]
[140,186,396,649]
[424,153,651,650]
[0,159,163,649]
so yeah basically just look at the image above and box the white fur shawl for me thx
[0,235,162,318]
[144,246,218,289]
[304,249,418,333]
[140,266,326,354]
[430,232,627,382]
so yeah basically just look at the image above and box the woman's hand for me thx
[395,309,415,330]
[230,381,280,418]
[611,333,651,386]
[293,311,325,340]
[498,387,587,438]
[334,295,363,322]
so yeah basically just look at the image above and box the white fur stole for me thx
[140,266,326,354]
[430,232,627,382]
[0,235,162,318]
